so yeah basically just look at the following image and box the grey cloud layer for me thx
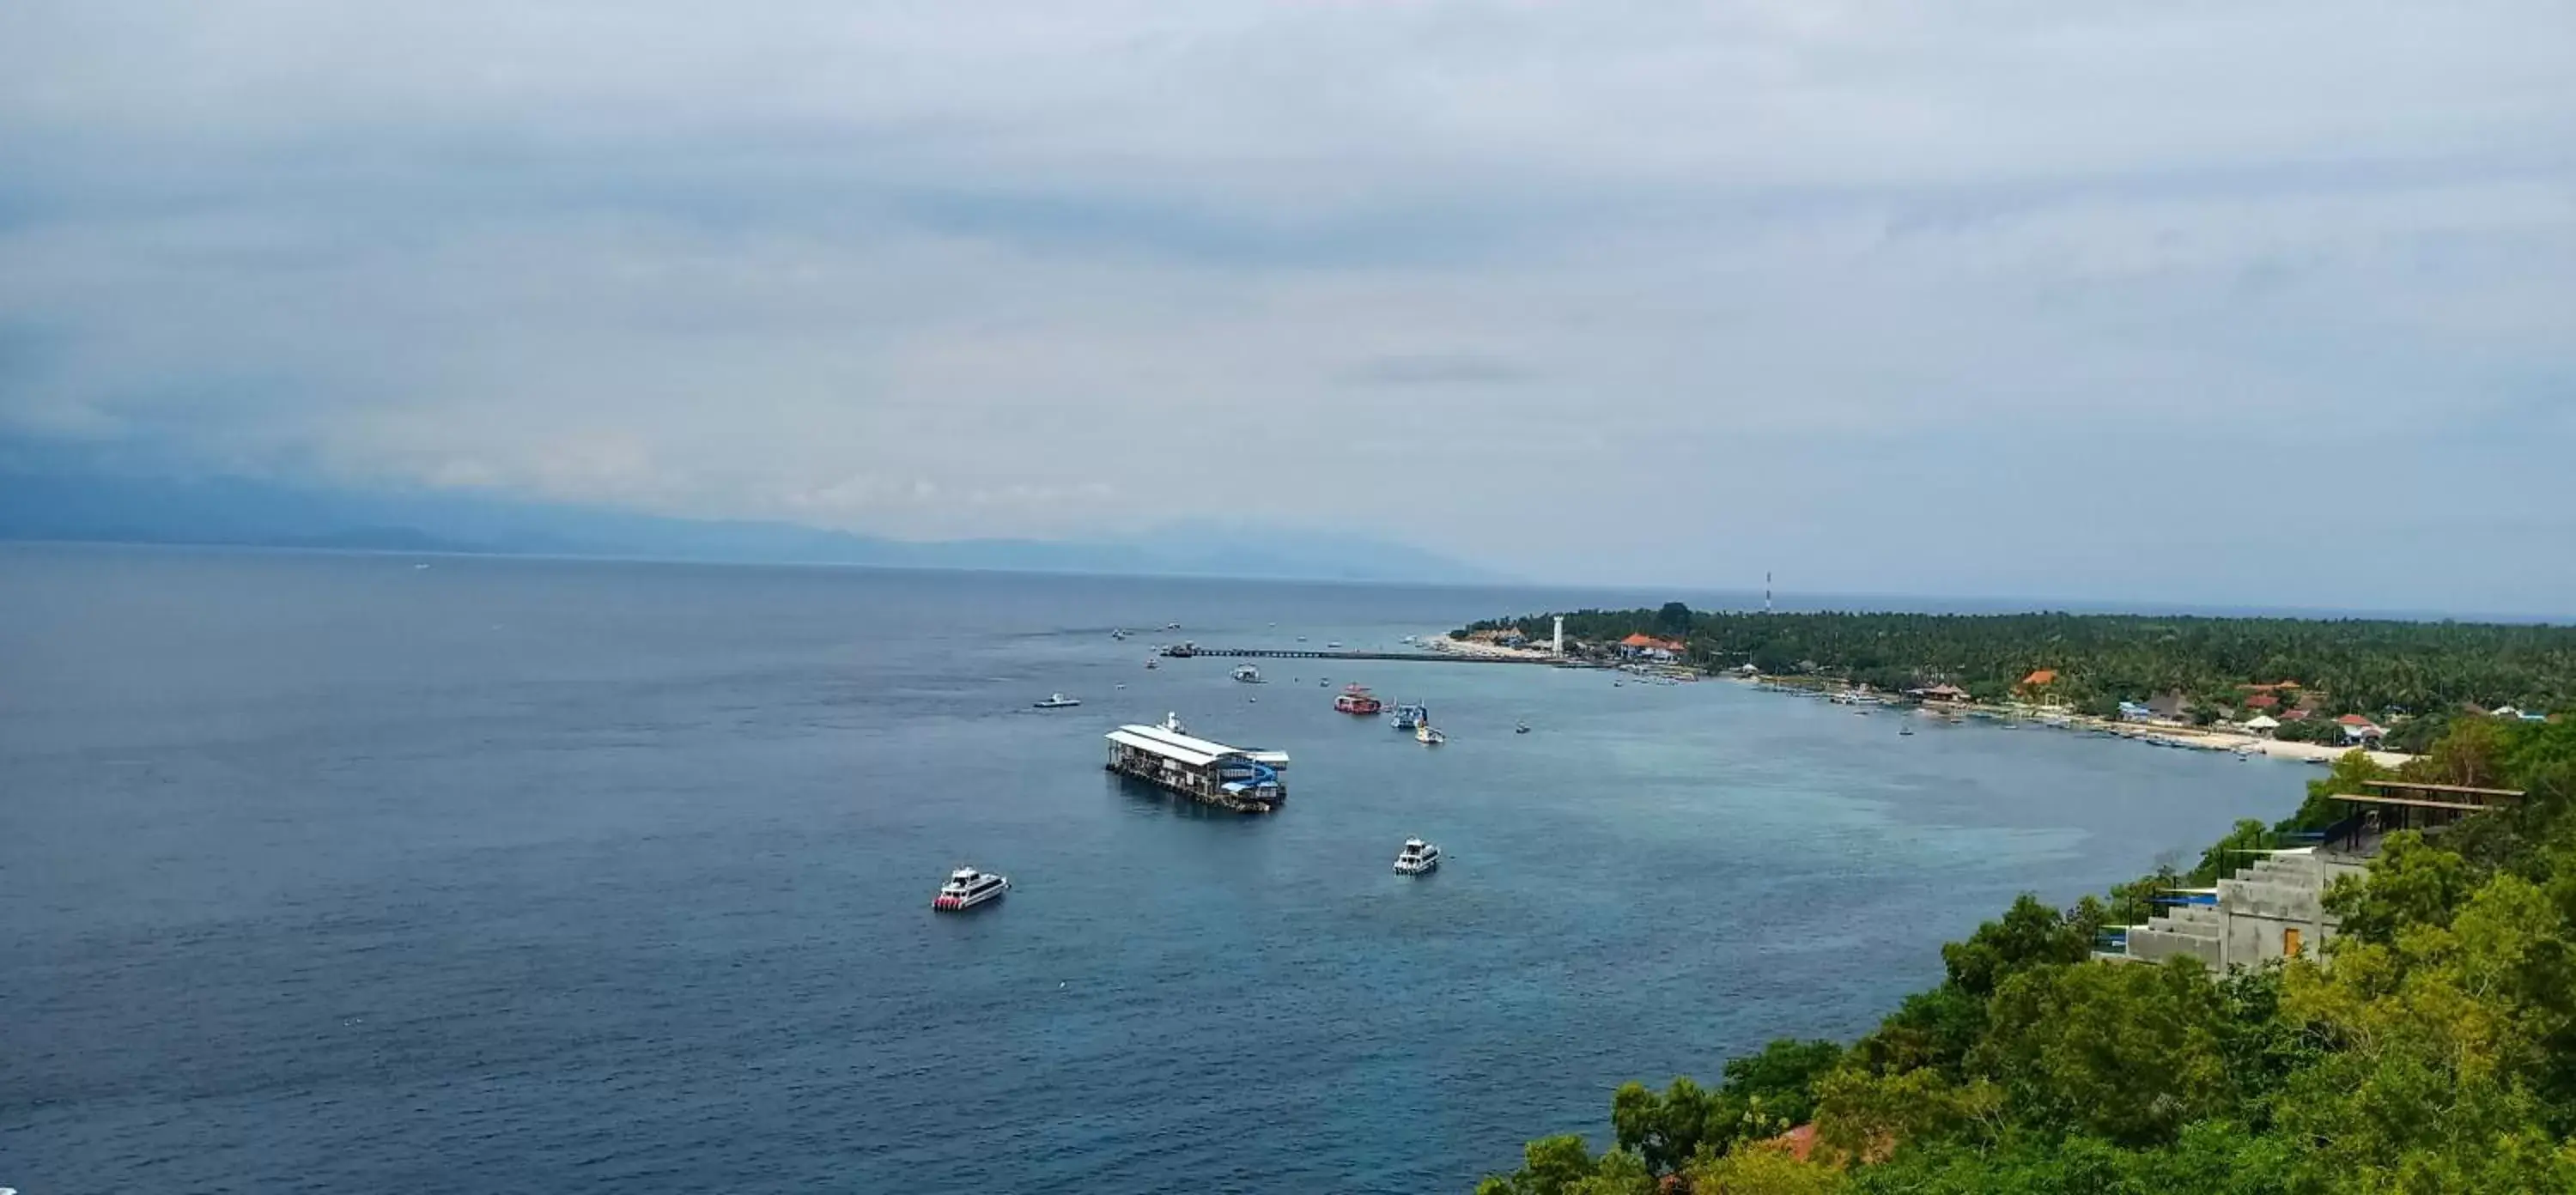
[1,0,2571,608]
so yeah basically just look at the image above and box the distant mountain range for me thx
[0,456,1493,584]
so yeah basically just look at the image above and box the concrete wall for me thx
[2117,852,2366,970]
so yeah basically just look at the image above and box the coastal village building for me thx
[1616,633,1685,661]
[2106,780,2524,970]
[1911,682,1971,704]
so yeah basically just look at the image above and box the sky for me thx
[2,2,2572,612]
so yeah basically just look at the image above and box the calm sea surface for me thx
[0,546,2304,1193]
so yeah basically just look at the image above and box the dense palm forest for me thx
[1460,608,2576,726]
[1474,718,2576,1195]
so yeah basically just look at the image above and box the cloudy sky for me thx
[3,2,2571,610]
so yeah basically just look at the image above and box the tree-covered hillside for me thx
[1474,718,2576,1195]
[1461,608,2576,724]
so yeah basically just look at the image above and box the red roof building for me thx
[2020,669,2058,688]
[2245,693,2281,709]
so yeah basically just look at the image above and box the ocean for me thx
[0,546,2303,1193]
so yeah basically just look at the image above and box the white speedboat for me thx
[932,866,1010,911]
[1514,721,1530,734]
[1416,723,1446,745]
[1231,664,1263,683]
[1034,693,1082,709]
[1394,838,1440,875]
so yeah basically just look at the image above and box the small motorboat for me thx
[1231,664,1263,683]
[1514,721,1530,735]
[1145,659,1158,670]
[1335,685,1382,715]
[1416,723,1446,745]
[932,866,1010,911]
[1394,838,1440,875]
[1034,693,1082,709]
[1899,725,1915,737]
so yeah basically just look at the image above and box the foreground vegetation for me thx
[1476,716,2576,1194]
[1460,607,2575,749]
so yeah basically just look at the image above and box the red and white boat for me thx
[931,867,1010,912]
[1334,684,1382,715]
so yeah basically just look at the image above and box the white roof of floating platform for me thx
[1108,729,1223,767]
[1109,723,1291,769]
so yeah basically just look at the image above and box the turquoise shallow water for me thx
[0,547,2303,1192]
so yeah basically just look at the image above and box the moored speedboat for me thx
[1231,664,1263,683]
[1334,684,1382,715]
[931,866,1010,911]
[1034,693,1082,709]
[1394,838,1440,875]
[1389,702,1428,730]
[1515,721,1531,734]
[1416,723,1446,745]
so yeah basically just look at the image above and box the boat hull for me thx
[933,880,1010,911]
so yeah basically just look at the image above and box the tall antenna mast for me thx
[1765,571,1773,615]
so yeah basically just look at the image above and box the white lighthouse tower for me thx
[1552,616,1565,655]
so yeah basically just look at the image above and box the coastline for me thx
[1421,631,2417,768]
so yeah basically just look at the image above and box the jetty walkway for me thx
[1161,645,1571,665]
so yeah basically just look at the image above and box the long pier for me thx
[1161,645,1572,665]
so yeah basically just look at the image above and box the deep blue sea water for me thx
[0,546,2306,1193]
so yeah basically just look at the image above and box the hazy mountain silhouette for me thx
[0,446,1492,583]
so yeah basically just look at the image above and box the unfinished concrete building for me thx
[2105,779,2524,970]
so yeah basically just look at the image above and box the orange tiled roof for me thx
[1772,1124,1819,1162]
[2020,669,2057,687]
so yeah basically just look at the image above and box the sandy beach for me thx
[2061,718,2415,769]
[1419,633,1564,663]
[1423,632,2417,768]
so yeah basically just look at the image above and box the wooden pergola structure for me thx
[2322,779,2524,854]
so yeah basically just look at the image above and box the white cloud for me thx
[0,0,2570,608]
